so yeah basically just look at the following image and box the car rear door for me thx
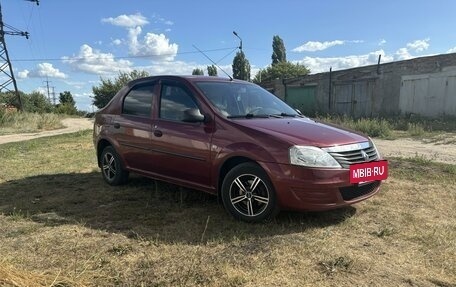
[150,79,214,190]
[111,81,157,172]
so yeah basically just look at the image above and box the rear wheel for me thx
[221,162,278,222]
[100,146,129,185]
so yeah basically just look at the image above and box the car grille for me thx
[339,181,380,201]
[324,142,379,168]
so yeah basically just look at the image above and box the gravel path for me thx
[0,118,93,145]
[0,118,454,165]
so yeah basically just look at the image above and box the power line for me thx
[10,46,239,63]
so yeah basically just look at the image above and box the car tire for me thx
[221,162,279,222]
[100,146,129,186]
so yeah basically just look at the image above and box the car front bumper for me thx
[261,162,381,211]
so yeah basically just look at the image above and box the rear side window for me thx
[122,84,155,117]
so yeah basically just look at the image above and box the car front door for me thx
[150,80,214,190]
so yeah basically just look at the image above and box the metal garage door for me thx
[285,86,316,116]
[400,71,456,117]
[332,80,375,118]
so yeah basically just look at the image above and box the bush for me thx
[316,115,392,138]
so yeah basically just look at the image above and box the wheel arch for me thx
[217,156,259,197]
[96,139,113,168]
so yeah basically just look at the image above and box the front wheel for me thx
[221,162,279,222]
[100,146,129,186]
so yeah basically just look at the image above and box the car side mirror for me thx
[182,108,206,123]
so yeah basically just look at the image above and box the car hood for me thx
[232,117,368,147]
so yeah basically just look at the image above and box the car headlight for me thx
[289,145,341,168]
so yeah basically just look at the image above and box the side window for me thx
[122,84,154,117]
[160,84,199,121]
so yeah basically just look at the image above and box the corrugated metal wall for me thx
[399,69,456,117]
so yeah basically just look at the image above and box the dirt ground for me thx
[0,118,93,145]
[0,117,455,165]
[375,134,456,165]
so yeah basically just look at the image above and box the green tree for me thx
[92,70,149,109]
[59,91,76,106]
[24,92,53,113]
[272,35,287,65]
[232,51,251,81]
[56,91,78,115]
[192,68,204,75]
[207,65,217,76]
[253,62,310,84]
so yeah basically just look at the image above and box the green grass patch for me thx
[0,130,96,182]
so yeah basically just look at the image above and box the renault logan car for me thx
[93,75,384,222]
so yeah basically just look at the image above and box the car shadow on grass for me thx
[0,172,356,244]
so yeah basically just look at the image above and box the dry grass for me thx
[0,131,455,286]
[0,111,64,135]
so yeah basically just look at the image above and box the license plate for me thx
[349,160,388,184]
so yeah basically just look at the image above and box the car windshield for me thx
[195,81,299,118]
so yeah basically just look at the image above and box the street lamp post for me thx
[233,31,242,51]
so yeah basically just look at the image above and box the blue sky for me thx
[4,0,456,111]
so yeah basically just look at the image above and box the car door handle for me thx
[113,123,121,129]
[154,130,163,137]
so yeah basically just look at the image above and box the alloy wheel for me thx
[102,152,117,181]
[229,174,270,217]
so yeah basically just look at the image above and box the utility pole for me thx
[0,0,39,111]
[51,86,56,105]
[43,79,51,102]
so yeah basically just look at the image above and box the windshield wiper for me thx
[278,112,304,118]
[227,113,270,119]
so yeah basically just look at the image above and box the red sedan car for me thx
[93,76,384,222]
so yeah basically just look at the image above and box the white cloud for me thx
[127,26,178,61]
[101,13,148,28]
[298,50,393,73]
[63,80,86,90]
[136,61,233,78]
[379,39,387,46]
[293,40,345,52]
[62,44,133,75]
[73,92,95,112]
[395,47,413,60]
[18,70,29,79]
[447,47,456,53]
[34,87,47,95]
[140,61,198,75]
[406,38,430,52]
[394,39,430,60]
[103,14,178,61]
[19,63,67,79]
[112,39,122,46]
[151,14,174,26]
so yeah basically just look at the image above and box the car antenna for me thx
[192,44,233,81]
